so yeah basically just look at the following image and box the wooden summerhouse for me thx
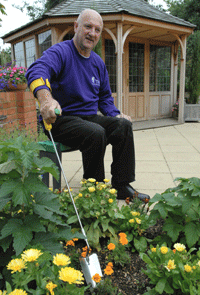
[2,0,195,123]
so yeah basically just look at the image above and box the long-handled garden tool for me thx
[40,106,102,288]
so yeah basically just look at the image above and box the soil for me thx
[83,220,165,295]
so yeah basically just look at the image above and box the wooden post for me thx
[178,35,187,124]
[116,22,123,112]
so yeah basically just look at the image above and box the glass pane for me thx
[25,39,36,68]
[14,42,25,67]
[38,30,52,57]
[150,45,171,92]
[129,43,144,92]
[105,39,116,93]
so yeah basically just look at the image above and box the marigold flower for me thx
[131,211,140,216]
[107,243,116,250]
[165,259,176,271]
[92,273,101,283]
[46,281,57,295]
[81,251,87,258]
[9,290,28,295]
[118,232,127,238]
[7,259,26,273]
[104,265,114,275]
[88,178,96,183]
[59,267,84,284]
[184,264,192,273]
[119,237,128,245]
[53,254,71,266]
[107,262,113,268]
[21,249,42,262]
[88,187,95,193]
[108,198,113,203]
[73,238,78,241]
[151,247,156,252]
[104,179,110,183]
[173,249,176,254]
[135,218,141,224]
[160,246,168,254]
[173,243,186,252]
[109,189,116,194]
[66,240,75,247]
[129,219,135,223]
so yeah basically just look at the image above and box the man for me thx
[26,8,150,203]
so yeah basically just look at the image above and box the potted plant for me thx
[0,62,27,91]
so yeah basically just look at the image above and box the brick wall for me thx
[0,90,37,133]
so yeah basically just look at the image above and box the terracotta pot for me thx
[7,82,27,91]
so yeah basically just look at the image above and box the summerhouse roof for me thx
[45,0,195,28]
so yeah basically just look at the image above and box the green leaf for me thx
[13,228,33,256]
[155,277,167,294]
[67,215,78,224]
[140,253,153,266]
[114,212,125,219]
[33,232,65,255]
[184,222,200,248]
[153,203,168,219]
[0,160,17,174]
[101,219,109,232]
[163,221,183,242]
[134,237,147,253]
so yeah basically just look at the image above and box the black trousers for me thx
[46,115,135,188]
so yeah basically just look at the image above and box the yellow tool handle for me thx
[37,99,60,131]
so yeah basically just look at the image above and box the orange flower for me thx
[81,252,87,258]
[66,240,75,247]
[73,238,78,242]
[119,237,128,245]
[118,233,127,238]
[104,265,114,275]
[107,243,116,251]
[92,273,101,283]
[107,262,113,268]
[173,249,176,254]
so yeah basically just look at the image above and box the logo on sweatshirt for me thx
[92,77,100,86]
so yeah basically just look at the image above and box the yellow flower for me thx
[197,260,200,267]
[101,184,107,189]
[78,193,82,197]
[135,218,141,224]
[59,267,84,284]
[173,243,186,252]
[92,273,101,283]
[151,247,157,252]
[193,266,196,270]
[49,188,53,191]
[104,179,110,183]
[7,259,26,273]
[88,178,96,183]
[46,281,57,295]
[160,246,168,254]
[107,243,116,250]
[109,189,116,194]
[108,198,113,203]
[53,254,71,266]
[131,211,140,216]
[21,249,42,262]
[184,264,192,273]
[0,291,7,295]
[88,187,95,193]
[165,260,176,271]
[129,219,135,223]
[64,188,73,192]
[9,290,28,295]
[80,180,87,184]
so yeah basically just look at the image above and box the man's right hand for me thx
[36,89,62,124]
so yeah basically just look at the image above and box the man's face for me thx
[74,11,103,54]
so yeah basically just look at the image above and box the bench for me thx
[38,140,77,190]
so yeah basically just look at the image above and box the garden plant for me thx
[0,134,200,294]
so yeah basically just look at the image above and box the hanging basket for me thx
[7,82,27,91]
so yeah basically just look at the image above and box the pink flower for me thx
[9,74,13,77]
[16,77,20,80]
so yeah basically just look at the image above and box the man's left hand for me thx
[116,113,132,122]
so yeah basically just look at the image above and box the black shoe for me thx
[116,184,150,204]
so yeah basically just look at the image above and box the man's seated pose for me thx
[26,8,150,204]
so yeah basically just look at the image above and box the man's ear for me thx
[74,21,78,32]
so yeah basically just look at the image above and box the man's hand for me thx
[116,113,132,122]
[36,89,62,124]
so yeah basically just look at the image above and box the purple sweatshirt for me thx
[26,39,120,117]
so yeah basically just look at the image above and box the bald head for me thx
[73,9,103,57]
[77,9,103,28]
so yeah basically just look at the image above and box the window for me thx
[150,45,171,91]
[14,42,25,67]
[38,30,52,57]
[25,39,36,68]
[129,42,144,92]
[105,39,116,93]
